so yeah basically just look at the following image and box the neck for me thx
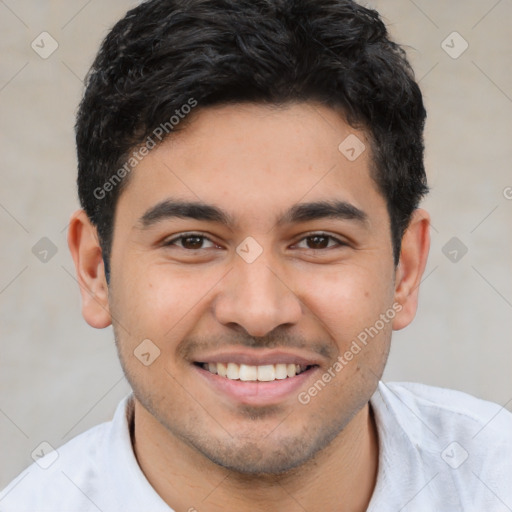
[132,400,379,512]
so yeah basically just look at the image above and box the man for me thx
[1,0,511,510]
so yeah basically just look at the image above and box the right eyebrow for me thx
[137,199,234,229]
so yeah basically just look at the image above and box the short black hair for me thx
[76,0,428,278]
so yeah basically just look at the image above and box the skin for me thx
[68,102,430,512]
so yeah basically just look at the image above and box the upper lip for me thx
[192,348,323,367]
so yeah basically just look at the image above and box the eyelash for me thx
[162,232,347,251]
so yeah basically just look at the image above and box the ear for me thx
[67,209,112,328]
[392,208,430,331]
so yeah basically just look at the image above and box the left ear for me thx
[392,208,430,331]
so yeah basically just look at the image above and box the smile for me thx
[197,362,312,382]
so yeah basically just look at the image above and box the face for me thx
[83,102,421,474]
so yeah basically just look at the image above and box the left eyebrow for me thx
[136,198,369,230]
[274,199,369,228]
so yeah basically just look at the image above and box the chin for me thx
[191,424,342,477]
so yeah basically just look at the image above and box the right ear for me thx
[67,209,112,328]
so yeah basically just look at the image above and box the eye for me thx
[161,232,347,252]
[293,233,347,250]
[162,233,219,250]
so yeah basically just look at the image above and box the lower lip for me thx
[194,364,319,405]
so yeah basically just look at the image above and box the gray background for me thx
[1,0,511,488]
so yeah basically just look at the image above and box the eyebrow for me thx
[137,198,369,230]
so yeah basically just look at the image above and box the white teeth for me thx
[227,363,239,380]
[217,362,228,377]
[202,362,310,381]
[239,364,258,381]
[275,363,288,379]
[257,365,275,381]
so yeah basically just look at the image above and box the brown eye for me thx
[163,233,217,250]
[306,235,330,249]
[180,235,204,249]
[294,233,346,250]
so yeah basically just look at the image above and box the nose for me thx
[213,252,303,338]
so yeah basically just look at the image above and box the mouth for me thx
[192,356,321,405]
[194,361,316,382]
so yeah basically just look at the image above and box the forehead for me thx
[116,102,385,229]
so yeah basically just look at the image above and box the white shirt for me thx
[1,381,511,511]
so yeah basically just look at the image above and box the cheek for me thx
[298,263,395,342]
[110,266,202,386]
[114,262,219,345]
[111,263,175,340]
